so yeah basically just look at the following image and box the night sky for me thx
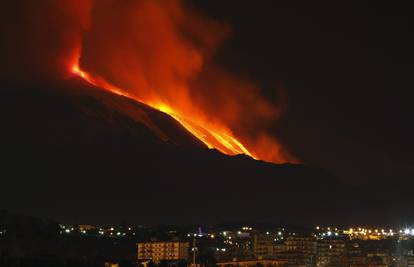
[193,1,414,185]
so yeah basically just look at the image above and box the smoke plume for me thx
[1,0,295,163]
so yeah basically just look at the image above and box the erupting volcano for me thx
[65,0,295,163]
[2,0,413,228]
[3,0,295,163]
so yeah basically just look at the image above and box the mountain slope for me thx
[0,79,411,225]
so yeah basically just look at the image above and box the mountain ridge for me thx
[0,79,408,225]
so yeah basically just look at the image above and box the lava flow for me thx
[52,0,295,164]
[1,0,295,163]
[71,60,256,159]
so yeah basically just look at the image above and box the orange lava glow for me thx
[70,59,257,159]
[60,0,297,164]
[3,0,295,163]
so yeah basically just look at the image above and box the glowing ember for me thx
[70,60,257,159]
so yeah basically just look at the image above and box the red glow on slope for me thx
[70,59,257,159]
[2,0,296,163]
[57,0,296,164]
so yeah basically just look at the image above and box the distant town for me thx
[60,223,414,267]
[1,211,414,267]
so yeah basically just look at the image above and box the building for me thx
[253,234,274,258]
[285,236,317,255]
[317,239,346,267]
[347,256,367,267]
[366,253,390,267]
[137,241,190,262]
[253,234,285,258]
[216,258,287,267]
[282,236,317,267]
[275,251,315,267]
[407,251,414,267]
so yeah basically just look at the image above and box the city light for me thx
[54,223,414,243]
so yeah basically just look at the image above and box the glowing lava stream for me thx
[71,63,257,159]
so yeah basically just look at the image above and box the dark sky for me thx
[192,1,414,185]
